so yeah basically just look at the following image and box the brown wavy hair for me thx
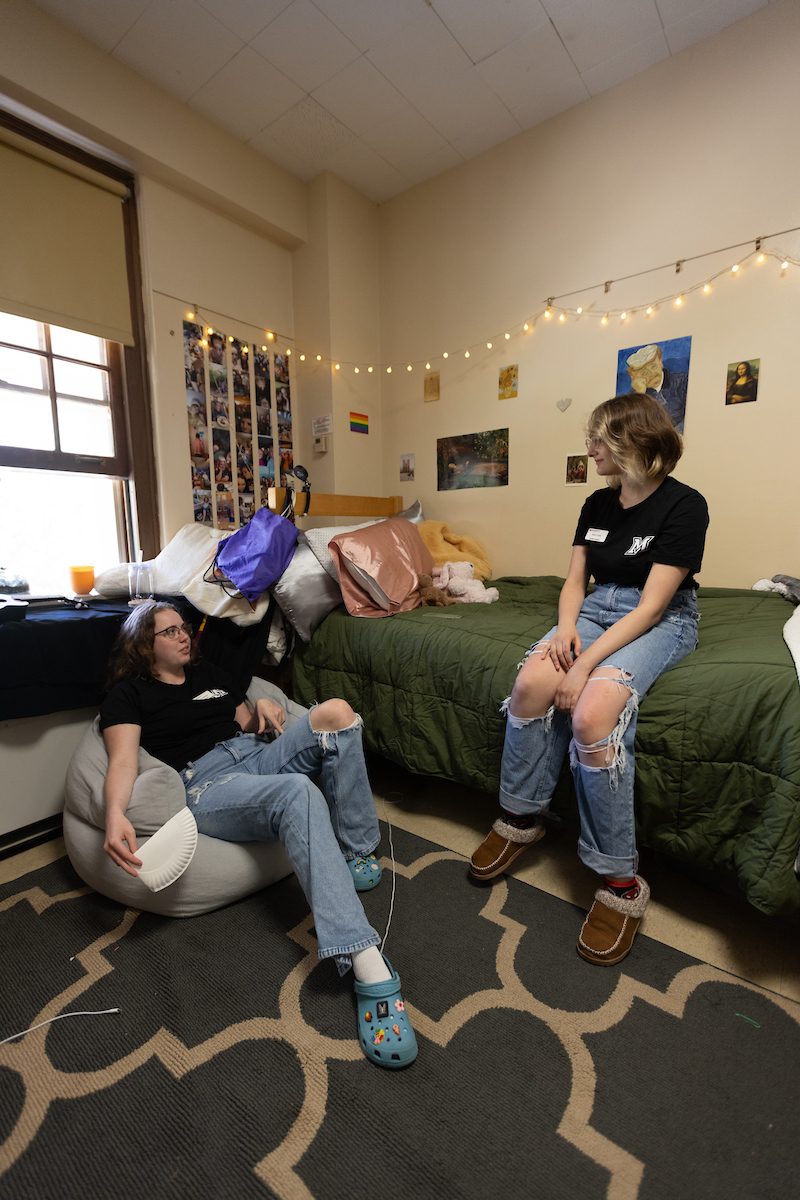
[586,392,682,487]
[105,601,195,689]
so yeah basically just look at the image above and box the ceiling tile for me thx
[246,129,320,180]
[580,31,670,96]
[311,57,409,138]
[188,46,304,137]
[312,0,426,54]
[655,0,763,24]
[410,66,521,145]
[326,139,406,203]
[548,0,664,73]
[359,103,449,172]
[112,0,244,102]
[477,21,583,111]
[249,0,361,93]
[431,0,550,63]
[195,0,293,42]
[663,0,769,54]
[398,143,465,188]
[366,8,473,97]
[510,74,591,129]
[258,96,357,166]
[31,0,151,53]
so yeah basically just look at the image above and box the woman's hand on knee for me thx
[554,661,590,716]
[547,624,582,673]
[104,811,142,876]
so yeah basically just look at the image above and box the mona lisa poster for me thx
[615,335,692,433]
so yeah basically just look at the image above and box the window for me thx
[0,109,160,591]
[0,311,131,593]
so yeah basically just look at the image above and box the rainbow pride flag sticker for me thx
[350,411,369,434]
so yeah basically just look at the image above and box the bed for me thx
[269,491,800,916]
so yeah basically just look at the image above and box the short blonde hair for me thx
[587,393,682,487]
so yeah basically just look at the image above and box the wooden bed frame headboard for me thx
[267,488,403,519]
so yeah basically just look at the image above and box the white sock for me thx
[351,946,392,984]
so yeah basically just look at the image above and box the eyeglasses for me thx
[154,622,192,641]
[585,436,603,450]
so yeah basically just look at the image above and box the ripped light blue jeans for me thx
[179,713,381,973]
[499,584,699,877]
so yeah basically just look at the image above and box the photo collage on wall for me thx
[275,353,293,489]
[184,320,288,531]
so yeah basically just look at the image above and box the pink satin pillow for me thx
[329,520,434,618]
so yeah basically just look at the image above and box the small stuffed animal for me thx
[417,573,456,606]
[438,561,499,604]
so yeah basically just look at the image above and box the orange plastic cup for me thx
[69,565,95,595]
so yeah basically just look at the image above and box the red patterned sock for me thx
[604,876,640,901]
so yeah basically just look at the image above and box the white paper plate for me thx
[136,808,198,892]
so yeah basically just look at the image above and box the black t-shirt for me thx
[573,476,709,589]
[99,661,245,772]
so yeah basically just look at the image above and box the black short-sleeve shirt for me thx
[99,661,244,773]
[573,476,709,589]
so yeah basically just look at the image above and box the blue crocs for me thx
[348,854,382,891]
[354,957,418,1069]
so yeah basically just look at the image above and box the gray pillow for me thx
[270,540,343,643]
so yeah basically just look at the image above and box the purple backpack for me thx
[214,509,298,603]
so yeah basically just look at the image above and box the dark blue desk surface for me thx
[0,596,275,721]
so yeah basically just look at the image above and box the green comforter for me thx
[293,577,800,915]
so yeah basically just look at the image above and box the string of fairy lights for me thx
[176,226,800,375]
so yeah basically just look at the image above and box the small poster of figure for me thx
[275,354,290,385]
[565,454,589,486]
[193,489,213,525]
[617,336,691,433]
[400,453,415,482]
[231,339,248,374]
[185,363,205,395]
[239,493,256,525]
[216,490,235,529]
[212,427,230,459]
[208,331,226,365]
[254,353,271,407]
[424,371,440,403]
[256,402,271,437]
[232,368,249,398]
[259,466,274,502]
[499,364,518,400]
[436,428,509,491]
[725,358,760,404]
[277,410,292,440]
[234,398,252,435]
[209,365,227,398]
[279,442,293,487]
[215,454,232,487]
[184,321,204,368]
[187,396,206,431]
[192,463,211,490]
[210,396,229,427]
[190,428,207,462]
[276,385,291,413]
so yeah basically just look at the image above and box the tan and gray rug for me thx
[1,824,799,1200]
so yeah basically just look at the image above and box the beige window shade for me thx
[0,136,134,345]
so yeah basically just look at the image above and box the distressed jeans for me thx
[499,583,699,877]
[179,713,381,972]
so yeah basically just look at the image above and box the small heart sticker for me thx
[556,397,572,412]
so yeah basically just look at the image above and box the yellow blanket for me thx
[417,521,492,581]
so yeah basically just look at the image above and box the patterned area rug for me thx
[1,824,799,1200]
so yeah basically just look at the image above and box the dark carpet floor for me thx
[1,824,799,1200]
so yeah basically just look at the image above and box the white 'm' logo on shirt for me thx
[625,536,655,556]
[193,689,228,700]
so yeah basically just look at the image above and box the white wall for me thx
[377,0,800,587]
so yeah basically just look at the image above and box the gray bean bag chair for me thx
[62,679,303,916]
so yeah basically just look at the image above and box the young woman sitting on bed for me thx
[471,393,709,965]
[100,601,417,1069]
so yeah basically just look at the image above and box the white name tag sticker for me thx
[585,528,609,543]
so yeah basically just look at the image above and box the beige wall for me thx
[377,0,800,587]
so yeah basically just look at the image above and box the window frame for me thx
[0,108,160,558]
